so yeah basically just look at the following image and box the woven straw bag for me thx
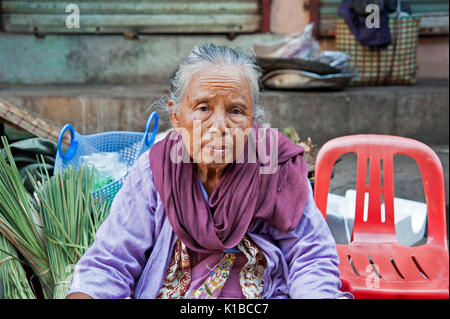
[336,16,421,85]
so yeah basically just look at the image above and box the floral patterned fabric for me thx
[189,252,236,298]
[157,240,191,298]
[238,236,266,298]
[157,235,266,299]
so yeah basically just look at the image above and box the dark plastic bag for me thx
[0,137,57,191]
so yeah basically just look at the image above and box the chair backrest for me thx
[314,134,447,248]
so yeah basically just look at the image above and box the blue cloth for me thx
[198,178,209,201]
[339,0,392,48]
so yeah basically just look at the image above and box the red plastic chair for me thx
[314,134,449,299]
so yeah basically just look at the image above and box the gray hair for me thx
[166,43,265,123]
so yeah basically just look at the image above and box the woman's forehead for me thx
[187,66,251,98]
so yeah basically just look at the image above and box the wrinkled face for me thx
[169,65,254,170]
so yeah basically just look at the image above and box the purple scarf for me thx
[149,126,309,253]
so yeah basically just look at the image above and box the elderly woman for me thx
[67,44,351,299]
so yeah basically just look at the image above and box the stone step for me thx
[0,79,448,146]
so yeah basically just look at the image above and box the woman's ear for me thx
[168,100,181,132]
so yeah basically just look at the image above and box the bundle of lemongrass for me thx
[0,136,54,298]
[0,233,36,299]
[30,164,110,299]
[0,136,111,299]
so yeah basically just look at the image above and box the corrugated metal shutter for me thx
[1,0,262,34]
[318,0,449,36]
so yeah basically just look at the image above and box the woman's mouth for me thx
[203,145,231,155]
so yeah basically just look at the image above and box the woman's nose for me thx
[210,110,227,134]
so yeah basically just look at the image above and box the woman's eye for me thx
[198,106,208,112]
[230,108,242,115]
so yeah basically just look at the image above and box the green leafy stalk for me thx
[0,234,36,299]
[0,136,54,298]
[30,164,111,299]
[1,136,111,299]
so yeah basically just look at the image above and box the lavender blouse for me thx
[68,151,352,299]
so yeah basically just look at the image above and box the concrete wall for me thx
[270,0,309,35]
[1,80,448,145]
[416,36,449,79]
[1,1,446,85]
[1,32,446,85]
[0,33,284,85]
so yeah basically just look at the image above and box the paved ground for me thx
[326,145,449,243]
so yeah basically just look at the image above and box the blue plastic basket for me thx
[54,112,159,204]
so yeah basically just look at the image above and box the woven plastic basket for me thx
[54,112,159,203]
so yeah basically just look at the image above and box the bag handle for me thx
[381,0,402,84]
[56,124,79,161]
[143,111,159,147]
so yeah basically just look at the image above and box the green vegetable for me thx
[0,136,54,298]
[0,136,111,299]
[0,233,36,299]
[30,165,110,299]
[282,127,300,144]
[91,168,115,191]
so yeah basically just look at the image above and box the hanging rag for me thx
[338,0,392,48]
